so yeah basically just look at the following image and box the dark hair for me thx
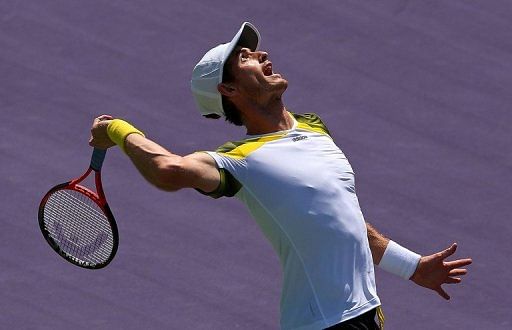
[220,49,244,126]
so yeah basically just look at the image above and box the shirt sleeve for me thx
[195,151,243,199]
[195,167,242,199]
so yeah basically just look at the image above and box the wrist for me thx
[107,119,145,153]
[378,240,421,280]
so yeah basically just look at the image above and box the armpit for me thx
[195,168,242,199]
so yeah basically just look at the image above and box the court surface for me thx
[1,1,511,329]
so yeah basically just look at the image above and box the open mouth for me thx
[263,62,274,76]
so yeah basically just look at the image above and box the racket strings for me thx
[42,189,114,265]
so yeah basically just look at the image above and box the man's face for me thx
[224,47,288,105]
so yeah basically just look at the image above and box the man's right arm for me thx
[124,133,220,192]
[89,116,221,194]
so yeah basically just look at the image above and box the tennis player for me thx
[89,22,472,330]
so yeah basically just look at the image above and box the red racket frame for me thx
[38,149,118,269]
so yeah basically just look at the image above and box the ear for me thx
[217,83,237,97]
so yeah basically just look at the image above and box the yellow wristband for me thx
[107,119,145,153]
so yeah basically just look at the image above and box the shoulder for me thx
[292,112,331,136]
[215,133,285,159]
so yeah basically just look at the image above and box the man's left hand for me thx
[410,243,472,300]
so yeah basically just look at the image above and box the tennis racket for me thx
[38,148,118,269]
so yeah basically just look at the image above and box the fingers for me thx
[438,243,457,259]
[435,287,450,300]
[98,114,113,121]
[445,258,472,268]
[423,243,471,301]
[445,268,468,285]
[438,244,472,269]
[448,268,468,276]
[93,114,114,125]
[445,277,462,284]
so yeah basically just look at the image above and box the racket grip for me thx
[90,148,107,171]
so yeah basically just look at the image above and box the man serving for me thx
[90,22,472,330]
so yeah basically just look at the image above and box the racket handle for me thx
[90,148,107,171]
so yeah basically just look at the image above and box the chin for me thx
[275,78,288,95]
[270,74,287,87]
[263,75,288,99]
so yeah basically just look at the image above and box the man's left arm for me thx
[366,223,472,300]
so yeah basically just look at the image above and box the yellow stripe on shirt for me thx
[220,134,285,159]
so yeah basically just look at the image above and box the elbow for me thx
[151,158,187,192]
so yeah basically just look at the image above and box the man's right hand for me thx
[89,114,115,150]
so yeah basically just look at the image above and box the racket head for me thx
[38,181,119,269]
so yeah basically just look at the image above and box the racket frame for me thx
[38,149,119,269]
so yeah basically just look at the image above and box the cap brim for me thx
[220,22,261,76]
[234,22,260,51]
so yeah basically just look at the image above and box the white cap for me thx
[191,22,261,117]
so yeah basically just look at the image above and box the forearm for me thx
[367,222,422,280]
[124,133,184,191]
[90,117,219,193]
[366,223,389,265]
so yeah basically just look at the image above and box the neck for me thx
[242,99,293,135]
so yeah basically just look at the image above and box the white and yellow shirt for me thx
[201,113,380,330]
